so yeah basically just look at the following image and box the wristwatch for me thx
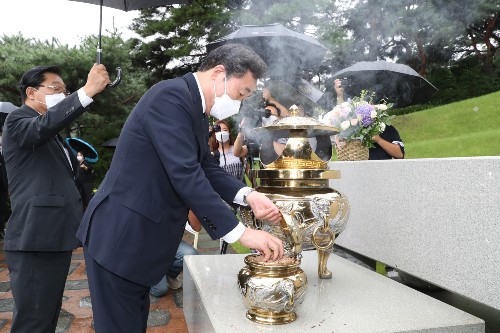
[242,188,255,205]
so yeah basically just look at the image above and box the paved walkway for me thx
[0,229,233,333]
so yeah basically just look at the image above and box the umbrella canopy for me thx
[66,138,99,163]
[68,0,192,87]
[0,102,18,114]
[69,0,191,10]
[0,102,18,130]
[101,137,119,148]
[332,61,438,107]
[207,23,328,78]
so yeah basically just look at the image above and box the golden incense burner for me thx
[237,108,351,324]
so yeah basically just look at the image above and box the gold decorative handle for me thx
[280,211,303,255]
[311,223,335,250]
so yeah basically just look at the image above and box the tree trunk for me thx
[414,31,427,76]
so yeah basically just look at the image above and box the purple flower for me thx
[355,104,375,127]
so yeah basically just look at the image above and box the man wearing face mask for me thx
[76,44,285,333]
[2,64,110,332]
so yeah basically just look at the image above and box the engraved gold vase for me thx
[237,254,307,325]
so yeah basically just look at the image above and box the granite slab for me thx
[183,251,484,333]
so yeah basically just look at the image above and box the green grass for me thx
[231,241,251,254]
[392,90,500,158]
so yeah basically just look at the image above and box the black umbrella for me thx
[207,23,328,78]
[0,102,17,115]
[101,137,119,148]
[0,102,18,130]
[68,0,192,87]
[66,138,99,162]
[332,61,438,107]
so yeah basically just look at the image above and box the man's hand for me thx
[239,228,284,262]
[262,88,273,102]
[83,64,110,97]
[334,79,345,105]
[246,191,282,224]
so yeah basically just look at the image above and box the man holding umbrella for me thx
[2,64,109,332]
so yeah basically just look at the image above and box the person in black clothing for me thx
[330,78,405,160]
[76,151,95,210]
[369,125,405,160]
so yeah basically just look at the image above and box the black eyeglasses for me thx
[37,84,70,96]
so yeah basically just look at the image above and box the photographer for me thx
[318,78,351,110]
[236,91,270,160]
[262,88,289,119]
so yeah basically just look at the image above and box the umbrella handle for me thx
[96,50,122,88]
[108,67,122,88]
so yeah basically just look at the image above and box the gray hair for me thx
[199,44,267,80]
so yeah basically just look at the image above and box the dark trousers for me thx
[78,182,94,210]
[84,248,150,333]
[0,188,9,231]
[5,250,72,333]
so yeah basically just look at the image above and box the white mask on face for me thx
[45,93,66,109]
[210,75,241,120]
[261,115,279,126]
[77,155,84,162]
[215,131,230,143]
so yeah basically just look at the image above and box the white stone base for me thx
[183,251,484,333]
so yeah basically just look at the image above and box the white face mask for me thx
[34,89,66,109]
[262,115,279,126]
[77,155,84,162]
[210,75,241,120]
[45,93,66,109]
[215,131,230,143]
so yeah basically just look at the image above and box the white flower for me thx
[350,118,358,126]
[375,104,388,111]
[380,122,386,132]
[321,110,336,124]
[370,110,377,119]
[340,120,351,130]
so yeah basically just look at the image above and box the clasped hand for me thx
[83,64,111,98]
[238,190,284,262]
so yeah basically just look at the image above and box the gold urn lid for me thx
[252,109,339,169]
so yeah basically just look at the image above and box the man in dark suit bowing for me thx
[77,44,285,332]
[2,64,110,332]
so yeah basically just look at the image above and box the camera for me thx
[209,124,221,134]
[255,108,272,118]
[339,77,353,88]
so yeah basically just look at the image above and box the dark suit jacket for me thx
[77,73,244,286]
[3,94,84,251]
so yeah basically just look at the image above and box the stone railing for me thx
[330,156,500,329]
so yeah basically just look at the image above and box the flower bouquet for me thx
[321,90,394,160]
